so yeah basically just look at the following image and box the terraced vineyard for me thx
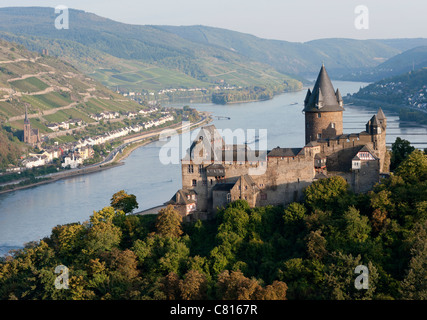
[0,38,143,134]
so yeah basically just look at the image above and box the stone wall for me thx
[305,111,343,144]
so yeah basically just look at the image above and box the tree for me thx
[390,137,415,171]
[303,176,350,212]
[50,223,86,259]
[179,269,208,300]
[400,221,427,299]
[155,205,183,238]
[324,252,378,300]
[394,149,427,184]
[85,222,122,254]
[216,270,261,300]
[159,272,180,300]
[90,206,125,225]
[110,190,139,214]
[306,230,328,260]
[341,206,371,244]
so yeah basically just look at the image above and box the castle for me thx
[23,106,41,146]
[169,65,389,219]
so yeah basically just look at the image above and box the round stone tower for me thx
[303,65,345,145]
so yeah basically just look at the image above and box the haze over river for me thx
[1,80,426,256]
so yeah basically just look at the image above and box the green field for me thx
[93,62,212,92]
[9,76,49,93]
[21,92,72,110]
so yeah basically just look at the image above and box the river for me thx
[1,80,426,256]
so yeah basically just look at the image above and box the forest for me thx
[0,142,426,300]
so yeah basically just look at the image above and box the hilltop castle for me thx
[169,65,389,219]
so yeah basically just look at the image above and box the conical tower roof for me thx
[376,107,386,120]
[370,115,380,126]
[24,105,30,124]
[304,65,345,113]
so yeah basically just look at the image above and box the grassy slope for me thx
[0,38,144,133]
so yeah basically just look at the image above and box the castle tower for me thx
[23,105,31,144]
[303,65,345,145]
[366,108,388,173]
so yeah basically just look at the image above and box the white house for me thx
[62,155,83,169]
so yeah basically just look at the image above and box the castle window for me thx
[317,133,322,139]
[192,179,197,186]
[198,165,203,173]
[188,165,194,173]
[227,193,231,203]
[245,185,248,190]
[318,113,322,118]
[331,123,335,129]
[210,179,213,185]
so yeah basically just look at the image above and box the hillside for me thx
[0,38,144,127]
[0,37,164,169]
[342,46,427,82]
[0,7,302,95]
[156,25,416,77]
[346,68,427,124]
[1,7,427,94]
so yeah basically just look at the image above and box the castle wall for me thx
[316,130,388,173]
[329,159,380,194]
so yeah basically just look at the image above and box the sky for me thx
[0,0,426,42]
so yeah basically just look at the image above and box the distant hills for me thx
[346,67,427,124]
[1,6,427,95]
[0,7,301,93]
[342,46,427,82]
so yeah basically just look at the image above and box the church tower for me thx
[303,65,345,145]
[23,105,31,144]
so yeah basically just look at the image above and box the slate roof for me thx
[212,183,236,192]
[376,107,386,120]
[305,141,320,147]
[168,189,197,205]
[303,65,345,113]
[267,147,303,157]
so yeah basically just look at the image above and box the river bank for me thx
[0,112,212,195]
